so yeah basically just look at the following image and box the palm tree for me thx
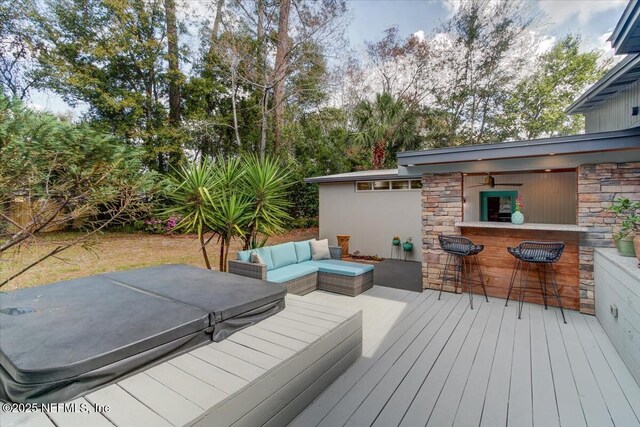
[353,92,420,169]
[241,155,293,250]
[164,160,219,269]
[164,155,292,271]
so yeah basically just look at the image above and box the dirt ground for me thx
[1,228,318,291]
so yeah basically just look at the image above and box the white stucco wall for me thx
[318,182,423,261]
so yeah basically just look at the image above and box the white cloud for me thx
[538,0,627,25]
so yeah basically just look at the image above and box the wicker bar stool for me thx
[438,235,489,310]
[505,241,566,323]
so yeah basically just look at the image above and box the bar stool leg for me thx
[518,261,531,319]
[439,253,452,301]
[473,254,489,303]
[536,264,548,309]
[462,256,474,310]
[505,258,520,307]
[546,263,567,324]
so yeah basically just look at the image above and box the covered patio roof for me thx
[396,128,640,175]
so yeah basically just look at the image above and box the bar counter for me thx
[455,221,584,310]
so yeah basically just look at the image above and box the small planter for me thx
[392,239,401,246]
[614,235,637,257]
[403,242,413,252]
[511,210,524,225]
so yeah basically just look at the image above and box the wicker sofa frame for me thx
[228,246,373,297]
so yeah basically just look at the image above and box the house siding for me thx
[584,79,640,132]
[318,182,422,261]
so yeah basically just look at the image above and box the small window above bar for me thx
[355,179,422,192]
[373,181,390,190]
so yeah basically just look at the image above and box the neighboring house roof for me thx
[566,54,640,115]
[609,0,640,54]
[304,168,421,183]
[396,127,640,167]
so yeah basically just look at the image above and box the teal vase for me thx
[512,210,524,225]
[392,239,401,246]
[403,242,413,251]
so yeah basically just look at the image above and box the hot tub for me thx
[0,264,286,403]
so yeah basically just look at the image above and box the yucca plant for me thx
[164,160,219,269]
[240,155,293,250]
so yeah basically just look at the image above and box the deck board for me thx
[295,287,640,427]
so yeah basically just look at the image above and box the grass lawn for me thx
[1,228,318,291]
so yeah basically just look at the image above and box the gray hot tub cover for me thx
[0,264,286,403]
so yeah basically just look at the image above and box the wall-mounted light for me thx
[549,152,555,156]
[545,169,551,172]
[407,164,415,167]
[477,158,483,161]
[632,106,639,117]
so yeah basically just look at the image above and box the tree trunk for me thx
[257,0,267,160]
[218,238,225,271]
[165,0,180,126]
[212,0,224,40]
[201,233,212,269]
[231,63,241,147]
[273,0,291,154]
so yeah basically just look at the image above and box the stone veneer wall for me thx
[421,162,640,315]
[577,162,640,315]
[421,172,463,292]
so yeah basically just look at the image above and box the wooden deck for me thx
[293,287,640,427]
[3,285,640,427]
[1,295,362,427]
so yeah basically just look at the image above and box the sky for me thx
[29,0,630,116]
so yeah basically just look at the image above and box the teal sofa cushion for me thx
[267,263,318,284]
[270,242,298,269]
[293,240,313,263]
[237,249,251,262]
[237,247,275,270]
[301,259,374,277]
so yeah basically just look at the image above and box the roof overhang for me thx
[566,54,640,115]
[396,128,640,175]
[609,0,640,54]
[304,169,421,184]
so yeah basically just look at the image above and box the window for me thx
[373,181,390,190]
[356,182,372,191]
[355,179,422,192]
[391,180,409,190]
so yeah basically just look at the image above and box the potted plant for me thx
[608,197,640,260]
[511,194,524,225]
[392,236,401,246]
[403,237,414,252]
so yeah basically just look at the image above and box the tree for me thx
[31,0,181,172]
[499,35,606,139]
[353,92,421,169]
[429,0,538,146]
[0,0,40,99]
[273,0,291,153]
[0,96,156,287]
[241,155,293,250]
[164,155,292,271]
[165,0,181,127]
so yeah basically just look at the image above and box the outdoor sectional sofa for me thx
[228,240,374,297]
